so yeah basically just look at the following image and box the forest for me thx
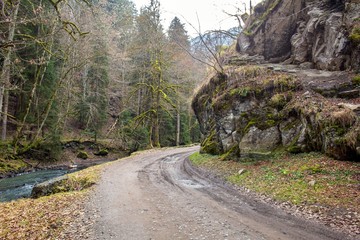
[0,0,359,238]
[0,0,236,160]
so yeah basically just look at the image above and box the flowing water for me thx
[0,169,68,202]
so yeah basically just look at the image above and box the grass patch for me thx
[189,152,218,166]
[189,151,360,209]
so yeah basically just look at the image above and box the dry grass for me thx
[0,192,87,240]
[0,163,106,240]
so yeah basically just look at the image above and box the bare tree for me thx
[0,0,20,141]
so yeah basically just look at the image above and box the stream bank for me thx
[0,140,129,201]
[0,139,129,178]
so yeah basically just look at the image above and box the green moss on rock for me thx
[94,149,108,156]
[77,151,89,159]
[0,159,28,176]
[287,145,302,154]
[352,75,360,85]
[269,93,289,109]
[200,129,222,155]
[221,145,241,161]
[350,27,360,45]
[230,87,251,97]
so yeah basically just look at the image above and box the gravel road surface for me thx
[88,146,351,240]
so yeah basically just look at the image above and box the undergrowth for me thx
[189,152,360,208]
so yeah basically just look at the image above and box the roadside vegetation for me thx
[189,151,360,235]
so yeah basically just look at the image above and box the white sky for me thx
[132,0,261,36]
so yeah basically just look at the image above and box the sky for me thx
[132,0,261,36]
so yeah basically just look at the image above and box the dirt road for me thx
[88,146,350,240]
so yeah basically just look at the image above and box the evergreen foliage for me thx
[0,0,204,160]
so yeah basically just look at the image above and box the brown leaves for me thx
[0,163,105,239]
[0,192,89,240]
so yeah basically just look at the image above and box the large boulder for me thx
[192,66,360,161]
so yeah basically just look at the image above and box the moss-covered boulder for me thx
[31,175,68,198]
[192,66,360,161]
[94,149,109,156]
[77,151,89,159]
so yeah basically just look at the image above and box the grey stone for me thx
[308,180,316,187]
[236,0,359,71]
[239,126,281,152]
[280,119,303,147]
[337,89,360,99]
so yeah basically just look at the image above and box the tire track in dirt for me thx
[89,146,351,240]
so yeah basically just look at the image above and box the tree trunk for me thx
[153,88,161,148]
[148,123,153,148]
[0,1,20,141]
[176,102,180,146]
[250,0,253,15]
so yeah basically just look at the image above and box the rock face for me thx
[192,0,360,161]
[192,66,360,161]
[237,0,360,71]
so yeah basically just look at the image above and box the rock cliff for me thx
[236,0,360,71]
[192,65,359,160]
[192,0,360,161]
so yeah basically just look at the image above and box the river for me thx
[0,169,69,202]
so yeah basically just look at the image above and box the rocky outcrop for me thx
[192,66,360,161]
[236,0,360,71]
[192,0,360,161]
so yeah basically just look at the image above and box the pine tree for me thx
[167,17,201,146]
[129,0,177,148]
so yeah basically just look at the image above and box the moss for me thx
[244,119,257,133]
[352,75,360,85]
[240,112,248,118]
[282,119,301,131]
[0,159,28,175]
[201,129,221,155]
[274,75,297,91]
[76,151,89,159]
[332,124,346,136]
[287,145,302,154]
[349,27,360,45]
[230,87,251,97]
[269,93,288,109]
[265,120,276,127]
[220,145,240,161]
[94,149,108,156]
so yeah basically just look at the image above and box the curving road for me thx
[89,146,350,240]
